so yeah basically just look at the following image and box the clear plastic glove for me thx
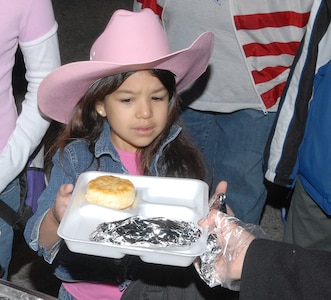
[194,209,266,290]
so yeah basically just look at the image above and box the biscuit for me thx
[86,175,135,210]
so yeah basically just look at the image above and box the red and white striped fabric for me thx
[135,0,163,17]
[133,0,312,110]
[232,1,310,108]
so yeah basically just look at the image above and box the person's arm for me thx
[0,27,60,192]
[199,210,331,299]
[241,239,331,300]
[0,0,61,192]
[39,184,73,249]
[23,149,76,263]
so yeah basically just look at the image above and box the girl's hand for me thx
[50,184,74,223]
[40,184,74,249]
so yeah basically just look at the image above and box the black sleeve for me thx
[240,239,331,300]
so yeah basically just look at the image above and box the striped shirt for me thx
[134,0,313,112]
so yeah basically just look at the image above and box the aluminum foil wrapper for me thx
[195,233,222,283]
[194,193,227,288]
[90,216,201,248]
[195,193,264,291]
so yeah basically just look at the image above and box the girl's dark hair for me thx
[47,70,206,181]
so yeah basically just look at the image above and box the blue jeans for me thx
[0,178,20,279]
[58,285,77,300]
[181,108,276,224]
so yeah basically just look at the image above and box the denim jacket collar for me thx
[94,121,121,162]
[94,121,182,166]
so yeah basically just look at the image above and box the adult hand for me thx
[196,181,265,290]
[199,210,255,285]
[209,181,234,216]
[265,180,293,209]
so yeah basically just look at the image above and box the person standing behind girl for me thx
[0,0,60,279]
[133,0,313,224]
[24,9,224,300]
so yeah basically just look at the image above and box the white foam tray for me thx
[58,171,209,267]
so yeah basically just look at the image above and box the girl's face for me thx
[96,70,170,152]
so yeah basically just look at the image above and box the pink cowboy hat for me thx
[38,8,214,124]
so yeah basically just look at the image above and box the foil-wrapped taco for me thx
[90,216,201,248]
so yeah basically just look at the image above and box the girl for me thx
[24,9,221,300]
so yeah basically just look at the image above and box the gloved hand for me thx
[265,180,293,209]
[195,210,265,290]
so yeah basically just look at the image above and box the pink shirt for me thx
[116,148,141,175]
[62,282,123,300]
[63,149,141,299]
[0,0,60,193]
[0,0,56,149]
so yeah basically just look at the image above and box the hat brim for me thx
[38,32,214,124]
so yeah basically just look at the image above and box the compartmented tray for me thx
[58,171,209,267]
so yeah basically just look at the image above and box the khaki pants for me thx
[284,177,331,251]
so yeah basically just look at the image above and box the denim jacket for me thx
[24,121,182,282]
